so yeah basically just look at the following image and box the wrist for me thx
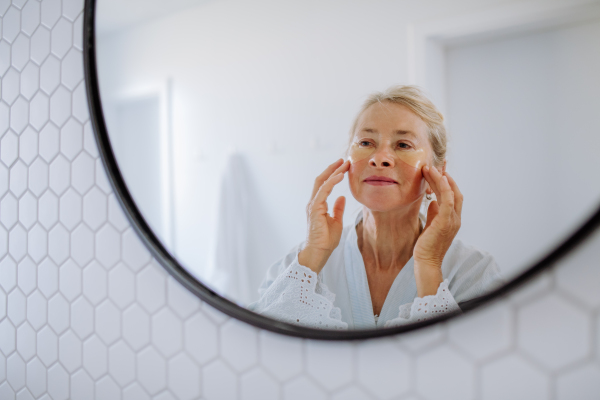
[298,246,331,274]
[414,261,443,297]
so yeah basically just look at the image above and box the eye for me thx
[358,140,373,147]
[397,142,412,149]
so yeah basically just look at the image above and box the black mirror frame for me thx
[82,0,600,340]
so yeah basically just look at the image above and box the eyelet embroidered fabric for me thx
[253,261,348,330]
[384,279,461,328]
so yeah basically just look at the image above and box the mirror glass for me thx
[95,0,600,330]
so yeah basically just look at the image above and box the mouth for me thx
[363,175,398,186]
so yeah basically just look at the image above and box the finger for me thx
[423,200,439,231]
[422,165,444,201]
[311,159,344,200]
[312,169,347,207]
[443,172,463,216]
[437,175,455,219]
[332,196,346,224]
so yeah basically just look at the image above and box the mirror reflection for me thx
[95,0,600,330]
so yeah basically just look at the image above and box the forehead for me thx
[356,101,428,139]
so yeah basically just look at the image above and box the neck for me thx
[357,204,422,272]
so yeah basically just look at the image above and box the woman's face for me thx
[348,101,434,212]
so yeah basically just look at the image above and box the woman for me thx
[250,86,502,329]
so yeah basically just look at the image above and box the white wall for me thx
[2,0,600,399]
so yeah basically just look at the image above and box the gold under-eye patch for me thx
[347,142,427,169]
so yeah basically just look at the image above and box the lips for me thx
[363,175,398,185]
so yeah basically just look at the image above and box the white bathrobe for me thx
[250,211,503,329]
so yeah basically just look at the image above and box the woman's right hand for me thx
[298,159,350,274]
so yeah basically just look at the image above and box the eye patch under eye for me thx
[347,142,427,169]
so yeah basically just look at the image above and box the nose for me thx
[369,148,396,168]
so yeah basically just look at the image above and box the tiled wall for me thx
[1,0,600,399]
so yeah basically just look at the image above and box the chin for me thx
[352,187,424,213]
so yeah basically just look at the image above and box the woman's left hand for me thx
[413,166,463,297]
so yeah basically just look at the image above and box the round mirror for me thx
[85,0,600,338]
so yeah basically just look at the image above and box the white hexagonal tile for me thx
[10,97,29,134]
[19,128,37,166]
[27,290,47,330]
[481,354,549,400]
[0,102,8,135]
[49,155,70,195]
[518,293,591,371]
[39,122,59,162]
[1,193,18,229]
[82,260,107,304]
[95,299,120,345]
[61,118,83,161]
[16,322,36,361]
[416,345,474,400]
[70,369,94,400]
[61,48,83,90]
[20,62,39,101]
[1,130,18,167]
[29,158,49,197]
[556,363,600,400]
[167,277,199,318]
[123,383,150,400]
[59,188,82,230]
[30,92,49,131]
[30,26,51,65]
[62,0,83,21]
[203,360,238,400]
[184,312,218,365]
[47,363,69,400]
[17,256,36,294]
[0,318,17,355]
[48,293,69,334]
[70,223,93,266]
[38,190,58,229]
[95,376,120,400]
[2,68,20,104]
[50,18,72,58]
[21,0,40,36]
[107,193,129,231]
[122,303,150,351]
[240,368,279,400]
[58,329,82,372]
[28,223,48,262]
[122,228,150,270]
[7,287,26,325]
[9,160,28,196]
[11,34,30,71]
[37,326,58,366]
[220,318,258,372]
[283,376,327,400]
[306,340,353,391]
[108,340,135,387]
[48,224,69,264]
[38,257,58,297]
[331,387,373,400]
[72,81,89,122]
[0,383,14,400]
[108,262,134,309]
[59,259,81,301]
[18,191,37,229]
[73,10,83,49]
[50,86,71,127]
[137,346,167,395]
[0,348,5,382]
[71,151,94,195]
[96,223,120,268]
[2,7,20,43]
[82,187,106,230]
[0,41,10,76]
[26,358,47,398]
[7,353,26,391]
[152,307,183,358]
[555,228,600,307]
[0,256,17,293]
[40,55,60,95]
[83,335,108,379]
[71,296,93,339]
[9,224,27,261]
[0,226,6,259]
[168,354,201,400]
[95,159,111,193]
[40,0,61,29]
[136,264,166,313]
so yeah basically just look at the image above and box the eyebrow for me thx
[361,128,416,136]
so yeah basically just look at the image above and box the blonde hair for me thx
[348,85,447,167]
